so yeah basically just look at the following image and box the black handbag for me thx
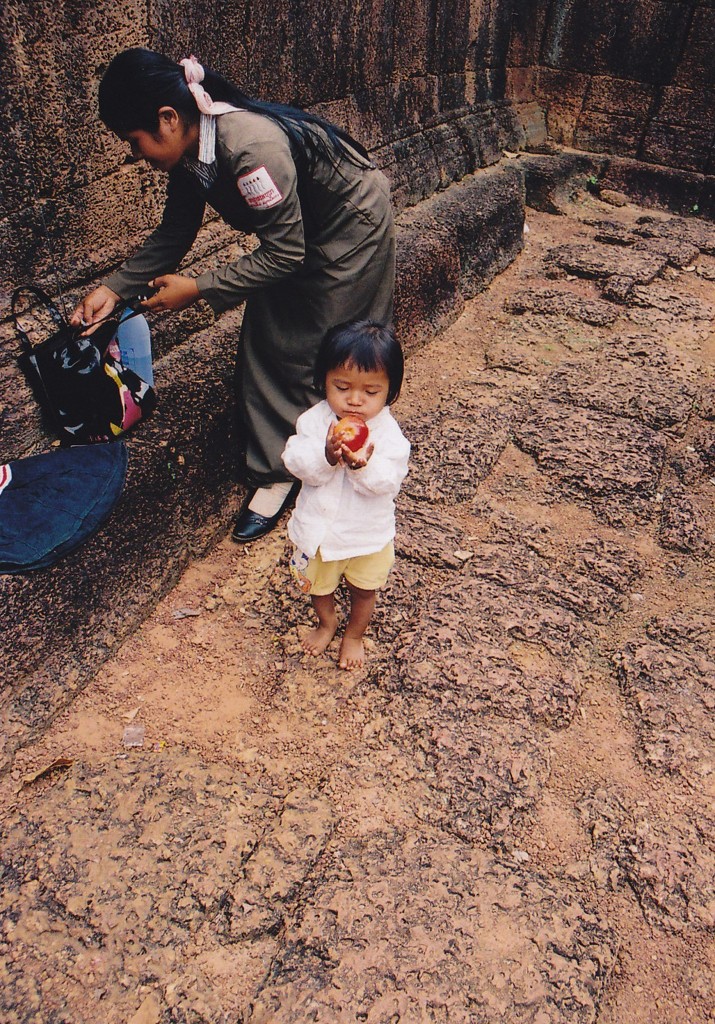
[12,285,157,445]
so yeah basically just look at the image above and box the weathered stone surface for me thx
[591,220,636,245]
[395,497,473,570]
[696,261,715,282]
[412,618,582,718]
[421,716,552,843]
[579,790,715,933]
[579,533,643,588]
[658,484,710,554]
[248,833,618,1024]
[370,511,646,843]
[520,151,712,230]
[601,274,636,303]
[603,158,715,220]
[606,333,671,366]
[544,242,668,284]
[697,389,715,421]
[520,152,606,214]
[370,557,434,648]
[674,4,715,93]
[668,446,710,486]
[0,751,284,1023]
[646,610,715,658]
[627,283,715,325]
[402,396,515,505]
[543,3,691,85]
[618,643,712,778]
[514,401,666,511]
[541,361,696,431]
[533,69,589,145]
[641,79,715,172]
[577,787,633,892]
[598,188,630,208]
[633,236,701,269]
[389,571,589,707]
[435,169,525,299]
[693,425,715,466]
[619,814,715,933]
[465,540,633,627]
[641,123,713,177]
[222,788,335,942]
[617,613,715,782]
[504,287,618,326]
[634,215,715,257]
[393,221,463,353]
[369,518,643,845]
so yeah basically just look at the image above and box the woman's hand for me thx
[70,285,120,327]
[142,274,200,312]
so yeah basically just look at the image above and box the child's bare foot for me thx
[339,635,366,670]
[301,622,337,657]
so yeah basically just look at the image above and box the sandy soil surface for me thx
[2,188,715,1023]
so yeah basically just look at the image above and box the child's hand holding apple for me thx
[327,415,374,468]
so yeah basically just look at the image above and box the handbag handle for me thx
[11,285,67,353]
[10,285,154,354]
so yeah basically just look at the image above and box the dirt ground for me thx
[2,186,715,1023]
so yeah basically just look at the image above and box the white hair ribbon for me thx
[180,55,238,163]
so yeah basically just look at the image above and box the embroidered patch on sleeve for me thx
[237,166,284,209]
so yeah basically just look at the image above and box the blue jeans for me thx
[0,443,127,573]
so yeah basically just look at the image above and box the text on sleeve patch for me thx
[237,166,284,209]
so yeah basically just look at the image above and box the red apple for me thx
[334,414,369,452]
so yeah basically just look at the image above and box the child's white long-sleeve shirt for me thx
[281,400,410,560]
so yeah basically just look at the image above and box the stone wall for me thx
[507,0,715,178]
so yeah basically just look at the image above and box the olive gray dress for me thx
[105,111,395,486]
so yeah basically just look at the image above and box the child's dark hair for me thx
[314,321,404,405]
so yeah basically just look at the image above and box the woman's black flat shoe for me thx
[231,508,280,542]
[231,482,300,543]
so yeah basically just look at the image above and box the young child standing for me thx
[282,321,410,669]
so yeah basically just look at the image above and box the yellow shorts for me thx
[290,542,395,596]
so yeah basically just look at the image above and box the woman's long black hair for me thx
[98,48,369,171]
